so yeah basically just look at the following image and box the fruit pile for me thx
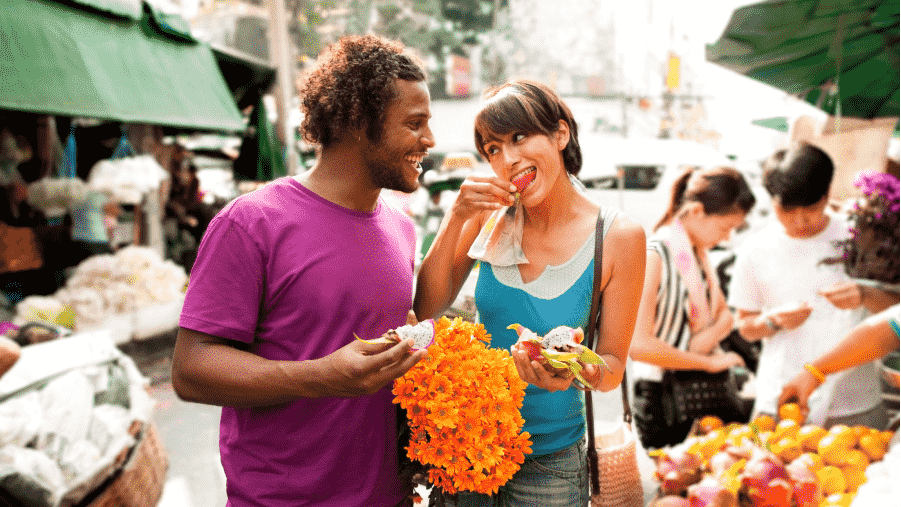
[650,404,895,507]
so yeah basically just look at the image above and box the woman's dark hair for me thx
[473,80,582,175]
[299,35,426,148]
[655,165,756,231]
[763,143,834,208]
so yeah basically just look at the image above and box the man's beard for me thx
[367,142,419,193]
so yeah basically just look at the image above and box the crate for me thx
[82,422,169,507]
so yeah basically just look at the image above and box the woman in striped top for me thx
[629,165,756,449]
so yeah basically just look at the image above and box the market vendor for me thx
[729,145,890,429]
[778,170,900,424]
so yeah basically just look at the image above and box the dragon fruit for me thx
[511,169,536,193]
[355,319,435,350]
[507,323,608,387]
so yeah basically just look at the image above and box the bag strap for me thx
[584,210,634,498]
[584,211,604,498]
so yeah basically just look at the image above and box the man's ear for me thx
[555,120,571,151]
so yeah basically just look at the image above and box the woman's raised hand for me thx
[450,174,518,222]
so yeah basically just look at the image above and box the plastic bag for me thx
[467,199,529,266]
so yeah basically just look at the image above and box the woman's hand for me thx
[510,343,574,392]
[706,351,745,373]
[778,370,818,421]
[450,174,517,222]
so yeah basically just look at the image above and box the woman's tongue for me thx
[512,169,536,192]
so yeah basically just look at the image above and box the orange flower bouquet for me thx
[393,316,532,499]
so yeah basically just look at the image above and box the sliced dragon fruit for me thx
[511,169,536,192]
[355,319,436,350]
[507,323,610,385]
[394,319,436,350]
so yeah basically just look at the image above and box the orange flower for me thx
[392,317,532,495]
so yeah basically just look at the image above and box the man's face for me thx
[773,196,830,239]
[365,79,434,193]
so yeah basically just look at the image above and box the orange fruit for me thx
[699,415,724,434]
[792,452,824,472]
[797,425,828,452]
[839,449,870,470]
[821,493,856,507]
[752,414,776,432]
[858,434,886,461]
[773,419,800,441]
[828,425,856,448]
[851,425,869,439]
[817,465,847,496]
[841,467,867,492]
[817,434,850,467]
[773,437,803,463]
[779,402,805,424]
[879,430,894,446]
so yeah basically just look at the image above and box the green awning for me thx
[0,0,245,132]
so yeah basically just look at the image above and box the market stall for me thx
[0,331,167,507]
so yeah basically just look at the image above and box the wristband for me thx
[804,363,826,385]
[763,315,782,333]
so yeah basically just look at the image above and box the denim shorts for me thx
[446,436,588,507]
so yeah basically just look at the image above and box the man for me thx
[728,144,889,429]
[171,35,434,507]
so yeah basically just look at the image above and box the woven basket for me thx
[84,422,169,507]
[590,422,643,507]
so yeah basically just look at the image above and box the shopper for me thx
[414,79,646,506]
[729,144,888,429]
[629,165,755,449]
[171,35,432,507]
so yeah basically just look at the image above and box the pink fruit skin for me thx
[687,476,737,507]
[657,452,703,496]
[654,496,691,507]
[786,462,820,507]
[521,341,543,360]
[512,171,535,192]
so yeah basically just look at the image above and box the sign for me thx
[446,55,472,98]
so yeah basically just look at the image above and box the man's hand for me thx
[318,338,428,397]
[768,302,813,332]
[819,281,863,310]
[510,343,574,392]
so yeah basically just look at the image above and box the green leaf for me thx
[541,350,579,362]
[578,348,611,371]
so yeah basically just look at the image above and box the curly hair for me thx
[299,35,426,148]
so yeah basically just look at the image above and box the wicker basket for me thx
[82,422,169,507]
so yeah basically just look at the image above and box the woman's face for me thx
[480,120,569,207]
[685,208,747,249]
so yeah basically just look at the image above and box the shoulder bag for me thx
[584,211,644,507]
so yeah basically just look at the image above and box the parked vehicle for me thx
[577,136,772,243]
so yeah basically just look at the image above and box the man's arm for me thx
[171,327,427,408]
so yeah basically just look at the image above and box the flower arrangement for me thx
[826,170,900,285]
[393,317,532,497]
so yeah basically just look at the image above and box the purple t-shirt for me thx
[179,177,416,507]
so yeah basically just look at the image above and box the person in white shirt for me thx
[728,144,888,429]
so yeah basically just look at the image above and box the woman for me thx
[629,165,755,449]
[414,80,646,506]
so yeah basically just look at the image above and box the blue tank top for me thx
[473,207,618,455]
